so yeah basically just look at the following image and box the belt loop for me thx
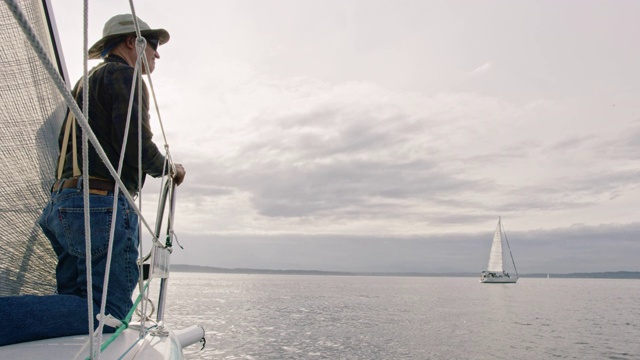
[52,178,65,195]
[76,175,83,191]
[59,179,66,194]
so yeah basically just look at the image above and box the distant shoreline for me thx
[171,264,640,279]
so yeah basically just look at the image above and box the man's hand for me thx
[173,163,186,186]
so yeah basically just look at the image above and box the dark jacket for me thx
[58,55,166,193]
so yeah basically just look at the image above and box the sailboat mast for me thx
[501,219,519,278]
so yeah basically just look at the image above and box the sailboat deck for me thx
[0,325,184,360]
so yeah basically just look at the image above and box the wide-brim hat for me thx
[88,14,170,59]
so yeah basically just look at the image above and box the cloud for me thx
[469,62,493,75]
[168,80,521,229]
[150,73,640,239]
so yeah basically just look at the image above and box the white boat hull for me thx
[480,276,518,283]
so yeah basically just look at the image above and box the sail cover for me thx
[486,220,504,272]
[0,0,66,295]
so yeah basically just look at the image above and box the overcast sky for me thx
[48,0,639,274]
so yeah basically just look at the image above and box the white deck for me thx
[0,323,197,359]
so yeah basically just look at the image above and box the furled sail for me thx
[0,0,67,296]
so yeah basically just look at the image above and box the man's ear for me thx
[126,35,136,49]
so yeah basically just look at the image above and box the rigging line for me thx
[126,0,169,334]
[80,1,97,358]
[126,37,166,250]
[128,0,143,40]
[128,6,145,204]
[125,23,176,246]
[93,43,160,350]
[125,0,178,189]
[144,67,171,150]
[96,38,153,342]
[129,0,175,170]
[127,33,177,251]
[95,29,146,350]
[126,0,175,174]
[124,0,175,334]
[135,39,147,335]
[136,36,176,175]
[501,220,519,278]
[144,67,177,185]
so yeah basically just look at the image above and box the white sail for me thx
[486,220,504,272]
[0,0,63,296]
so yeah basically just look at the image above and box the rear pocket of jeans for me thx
[60,206,113,257]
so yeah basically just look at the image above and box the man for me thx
[0,14,185,346]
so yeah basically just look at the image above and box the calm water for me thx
[161,272,640,360]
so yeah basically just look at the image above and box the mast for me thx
[42,0,70,86]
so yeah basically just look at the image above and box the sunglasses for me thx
[144,37,159,51]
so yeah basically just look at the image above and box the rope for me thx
[94,0,166,345]
[128,0,143,40]
[124,0,179,337]
[129,0,175,175]
[94,45,142,351]
[79,1,97,358]
[135,37,147,337]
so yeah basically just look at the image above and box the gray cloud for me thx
[169,83,638,234]
[242,159,487,218]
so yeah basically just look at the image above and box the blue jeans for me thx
[0,183,139,346]
[0,294,92,346]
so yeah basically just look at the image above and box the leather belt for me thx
[52,178,116,193]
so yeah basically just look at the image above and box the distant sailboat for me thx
[480,217,518,284]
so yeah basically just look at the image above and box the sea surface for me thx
[161,272,640,360]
